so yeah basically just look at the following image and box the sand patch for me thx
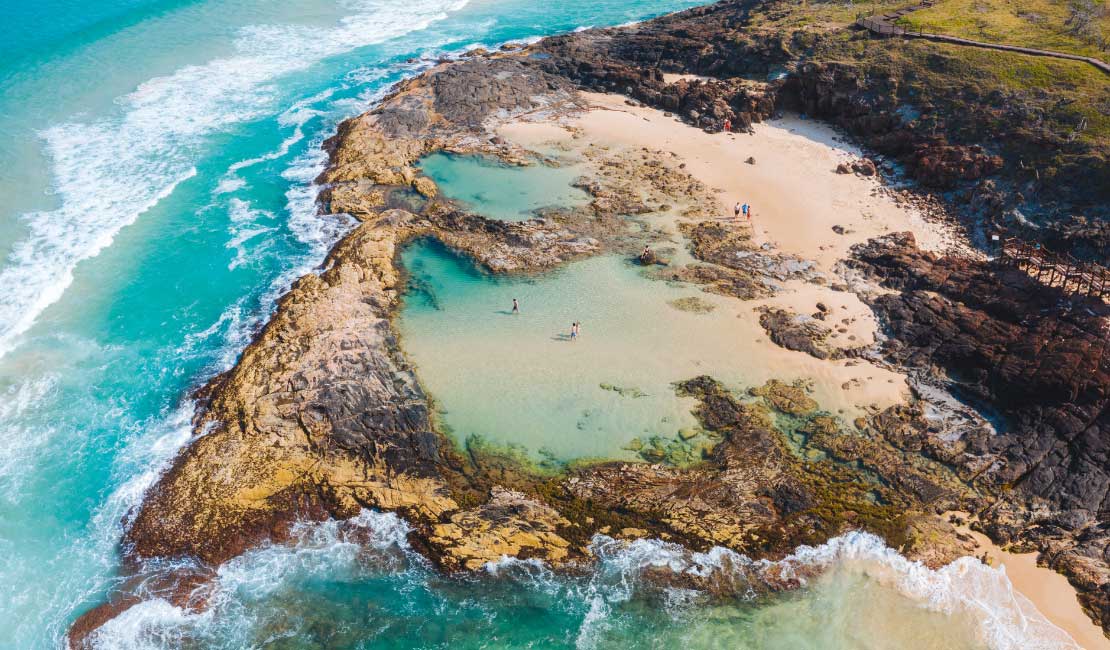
[943,512,1109,650]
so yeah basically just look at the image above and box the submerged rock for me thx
[600,383,648,398]
[667,296,717,313]
[749,378,818,415]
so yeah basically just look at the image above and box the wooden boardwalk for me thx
[855,2,1110,75]
[998,237,1110,303]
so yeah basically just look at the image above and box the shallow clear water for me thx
[399,239,737,459]
[419,152,589,220]
[396,237,908,461]
[0,0,1079,648]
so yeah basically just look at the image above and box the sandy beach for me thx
[940,512,1110,650]
[499,92,962,420]
[501,94,1106,650]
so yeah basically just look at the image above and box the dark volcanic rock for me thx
[850,232,1110,632]
[758,306,849,360]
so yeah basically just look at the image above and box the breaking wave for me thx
[84,514,1079,650]
[0,0,469,360]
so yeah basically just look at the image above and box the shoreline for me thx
[943,512,1110,650]
[499,93,1103,648]
[70,4,1109,643]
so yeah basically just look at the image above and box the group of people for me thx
[733,201,753,222]
[511,298,580,341]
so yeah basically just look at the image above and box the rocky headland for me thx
[71,0,1109,645]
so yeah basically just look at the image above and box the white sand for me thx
[662,72,711,84]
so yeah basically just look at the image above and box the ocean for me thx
[0,1,1079,648]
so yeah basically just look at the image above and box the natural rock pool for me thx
[400,118,919,464]
[418,152,589,221]
[396,236,903,462]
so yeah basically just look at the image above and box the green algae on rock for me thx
[667,295,717,313]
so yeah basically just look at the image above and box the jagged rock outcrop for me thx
[849,232,1110,632]
[757,306,861,360]
[657,220,823,299]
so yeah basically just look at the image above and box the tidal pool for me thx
[396,239,898,461]
[418,153,589,221]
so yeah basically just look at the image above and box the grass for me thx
[717,0,1110,209]
[747,0,912,32]
[897,0,1110,59]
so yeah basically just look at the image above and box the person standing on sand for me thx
[570,322,579,341]
[741,203,748,220]
[723,118,731,133]
[734,202,742,220]
[512,298,519,314]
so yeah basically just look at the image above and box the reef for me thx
[71,0,1110,643]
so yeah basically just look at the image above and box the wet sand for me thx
[943,513,1110,650]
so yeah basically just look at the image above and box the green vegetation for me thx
[898,0,1110,58]
[747,0,911,32]
[831,37,1110,144]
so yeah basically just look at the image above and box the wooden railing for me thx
[998,237,1110,303]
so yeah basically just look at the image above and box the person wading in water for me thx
[512,298,519,314]
[570,322,579,341]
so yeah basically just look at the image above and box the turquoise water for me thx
[0,1,710,647]
[0,1,1079,648]
[419,153,589,220]
[399,240,739,460]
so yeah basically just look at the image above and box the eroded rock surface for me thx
[850,232,1110,632]
[757,306,859,360]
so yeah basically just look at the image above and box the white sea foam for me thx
[224,199,276,271]
[0,0,470,361]
[78,510,1081,650]
[570,531,1080,650]
[0,374,58,496]
[780,532,1079,650]
[214,88,338,196]
[43,402,199,649]
[85,510,412,650]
